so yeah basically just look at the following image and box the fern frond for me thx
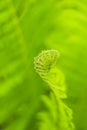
[34,50,75,130]
[0,1,37,129]
[0,0,29,96]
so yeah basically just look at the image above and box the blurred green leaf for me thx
[0,0,87,130]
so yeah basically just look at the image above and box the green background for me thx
[0,0,87,130]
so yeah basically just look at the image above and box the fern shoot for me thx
[34,50,75,130]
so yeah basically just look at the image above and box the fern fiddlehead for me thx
[34,50,75,130]
[34,50,59,79]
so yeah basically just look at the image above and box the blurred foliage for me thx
[0,0,87,130]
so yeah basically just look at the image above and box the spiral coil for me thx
[34,50,60,79]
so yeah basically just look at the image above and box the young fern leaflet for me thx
[34,50,75,130]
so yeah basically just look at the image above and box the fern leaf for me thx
[0,1,38,130]
[34,50,75,130]
[0,0,28,95]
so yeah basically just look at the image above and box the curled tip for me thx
[34,50,60,76]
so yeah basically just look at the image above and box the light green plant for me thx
[34,50,75,130]
[0,0,87,129]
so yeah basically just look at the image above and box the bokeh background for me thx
[0,0,87,130]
